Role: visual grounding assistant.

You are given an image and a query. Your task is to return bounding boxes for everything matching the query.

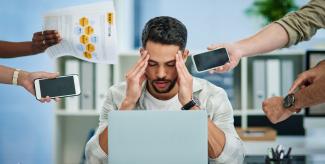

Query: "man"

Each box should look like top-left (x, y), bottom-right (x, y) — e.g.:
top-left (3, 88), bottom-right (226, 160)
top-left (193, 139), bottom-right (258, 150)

top-left (207, 0), bottom-right (325, 124)
top-left (86, 16), bottom-right (244, 163)
top-left (0, 30), bottom-right (61, 102)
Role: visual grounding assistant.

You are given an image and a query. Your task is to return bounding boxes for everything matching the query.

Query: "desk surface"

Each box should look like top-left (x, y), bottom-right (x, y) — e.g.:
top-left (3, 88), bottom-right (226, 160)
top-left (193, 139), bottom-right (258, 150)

top-left (244, 135), bottom-right (325, 155)
top-left (244, 155), bottom-right (306, 164)
top-left (243, 128), bottom-right (325, 163)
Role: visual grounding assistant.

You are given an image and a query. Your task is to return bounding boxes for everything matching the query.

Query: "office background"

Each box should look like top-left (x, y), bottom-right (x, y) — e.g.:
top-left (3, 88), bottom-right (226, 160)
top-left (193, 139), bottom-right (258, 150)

top-left (0, 0), bottom-right (322, 163)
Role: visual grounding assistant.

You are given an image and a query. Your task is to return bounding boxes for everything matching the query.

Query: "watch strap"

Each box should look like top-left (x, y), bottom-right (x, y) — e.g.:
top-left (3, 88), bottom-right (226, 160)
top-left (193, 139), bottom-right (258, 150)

top-left (12, 69), bottom-right (21, 85)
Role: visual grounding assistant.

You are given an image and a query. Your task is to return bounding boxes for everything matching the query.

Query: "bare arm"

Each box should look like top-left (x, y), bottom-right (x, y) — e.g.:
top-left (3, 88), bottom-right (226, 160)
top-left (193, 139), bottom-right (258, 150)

top-left (236, 23), bottom-right (289, 57)
top-left (208, 23), bottom-right (289, 73)
top-left (0, 65), bottom-right (59, 102)
top-left (0, 30), bottom-right (61, 58)
top-left (207, 116), bottom-right (226, 158)
top-left (0, 65), bottom-right (16, 84)
top-left (0, 41), bottom-right (37, 58)
top-left (190, 106), bottom-right (225, 158)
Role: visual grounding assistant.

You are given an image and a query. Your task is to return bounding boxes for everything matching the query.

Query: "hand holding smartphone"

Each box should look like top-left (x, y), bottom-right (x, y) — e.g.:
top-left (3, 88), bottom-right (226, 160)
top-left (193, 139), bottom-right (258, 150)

top-left (191, 47), bottom-right (230, 73)
top-left (34, 74), bottom-right (81, 100)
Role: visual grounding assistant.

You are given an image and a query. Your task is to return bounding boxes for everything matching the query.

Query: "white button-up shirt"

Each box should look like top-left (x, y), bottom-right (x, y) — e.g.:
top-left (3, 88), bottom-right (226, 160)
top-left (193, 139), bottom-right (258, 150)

top-left (85, 77), bottom-right (245, 164)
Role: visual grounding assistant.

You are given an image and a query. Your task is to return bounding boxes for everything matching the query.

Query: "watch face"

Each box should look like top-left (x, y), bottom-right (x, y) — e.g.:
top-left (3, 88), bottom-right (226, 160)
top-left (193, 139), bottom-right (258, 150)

top-left (283, 94), bottom-right (295, 108)
top-left (193, 96), bottom-right (201, 106)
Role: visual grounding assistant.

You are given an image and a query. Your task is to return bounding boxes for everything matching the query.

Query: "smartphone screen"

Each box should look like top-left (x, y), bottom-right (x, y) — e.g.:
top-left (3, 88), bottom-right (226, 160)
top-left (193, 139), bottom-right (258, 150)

top-left (192, 48), bottom-right (229, 72)
top-left (39, 76), bottom-right (76, 97)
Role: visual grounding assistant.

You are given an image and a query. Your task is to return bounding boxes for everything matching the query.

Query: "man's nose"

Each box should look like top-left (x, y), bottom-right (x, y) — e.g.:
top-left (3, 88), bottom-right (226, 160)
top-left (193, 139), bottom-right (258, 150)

top-left (157, 66), bottom-right (167, 78)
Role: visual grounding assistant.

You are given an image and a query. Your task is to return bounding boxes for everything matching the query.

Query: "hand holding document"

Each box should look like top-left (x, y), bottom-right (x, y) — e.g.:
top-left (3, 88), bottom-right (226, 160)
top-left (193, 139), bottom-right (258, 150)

top-left (43, 1), bottom-right (118, 64)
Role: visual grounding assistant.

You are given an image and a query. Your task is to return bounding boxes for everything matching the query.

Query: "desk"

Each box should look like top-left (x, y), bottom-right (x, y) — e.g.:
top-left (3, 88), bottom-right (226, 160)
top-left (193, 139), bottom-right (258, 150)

top-left (243, 128), bottom-right (325, 163)
top-left (244, 155), bottom-right (306, 164)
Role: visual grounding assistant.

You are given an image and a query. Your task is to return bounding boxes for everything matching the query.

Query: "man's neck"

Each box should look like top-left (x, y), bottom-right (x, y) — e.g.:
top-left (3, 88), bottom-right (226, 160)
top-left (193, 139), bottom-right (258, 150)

top-left (146, 82), bottom-right (178, 101)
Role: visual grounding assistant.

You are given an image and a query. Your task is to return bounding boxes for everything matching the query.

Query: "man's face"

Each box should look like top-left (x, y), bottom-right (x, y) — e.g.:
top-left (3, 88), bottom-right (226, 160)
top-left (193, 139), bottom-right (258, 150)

top-left (142, 41), bottom-right (185, 94)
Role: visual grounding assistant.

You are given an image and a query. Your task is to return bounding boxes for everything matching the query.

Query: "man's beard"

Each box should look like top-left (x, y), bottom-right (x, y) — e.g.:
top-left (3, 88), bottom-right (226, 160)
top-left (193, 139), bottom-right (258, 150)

top-left (151, 77), bottom-right (177, 93)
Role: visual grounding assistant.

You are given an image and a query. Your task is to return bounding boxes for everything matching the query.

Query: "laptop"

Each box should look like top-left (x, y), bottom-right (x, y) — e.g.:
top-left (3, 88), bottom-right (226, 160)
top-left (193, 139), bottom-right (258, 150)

top-left (108, 110), bottom-right (208, 164)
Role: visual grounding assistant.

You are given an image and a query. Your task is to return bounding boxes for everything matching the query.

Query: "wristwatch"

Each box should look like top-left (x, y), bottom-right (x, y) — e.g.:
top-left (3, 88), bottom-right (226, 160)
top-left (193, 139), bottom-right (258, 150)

top-left (283, 93), bottom-right (295, 108)
top-left (181, 97), bottom-right (200, 110)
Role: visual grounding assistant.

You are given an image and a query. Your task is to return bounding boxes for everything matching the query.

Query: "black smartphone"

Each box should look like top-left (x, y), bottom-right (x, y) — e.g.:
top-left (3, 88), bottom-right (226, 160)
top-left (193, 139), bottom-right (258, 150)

top-left (34, 74), bottom-right (81, 100)
top-left (191, 48), bottom-right (230, 72)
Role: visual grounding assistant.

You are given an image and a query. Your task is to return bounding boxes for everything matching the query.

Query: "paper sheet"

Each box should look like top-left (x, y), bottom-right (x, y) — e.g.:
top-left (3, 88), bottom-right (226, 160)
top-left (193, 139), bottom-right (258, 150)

top-left (43, 1), bottom-right (118, 64)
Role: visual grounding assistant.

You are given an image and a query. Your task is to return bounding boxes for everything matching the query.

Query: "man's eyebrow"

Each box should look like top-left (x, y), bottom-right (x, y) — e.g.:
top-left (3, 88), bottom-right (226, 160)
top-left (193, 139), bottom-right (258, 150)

top-left (148, 59), bottom-right (176, 64)
top-left (148, 59), bottom-right (158, 63)
top-left (166, 60), bottom-right (176, 64)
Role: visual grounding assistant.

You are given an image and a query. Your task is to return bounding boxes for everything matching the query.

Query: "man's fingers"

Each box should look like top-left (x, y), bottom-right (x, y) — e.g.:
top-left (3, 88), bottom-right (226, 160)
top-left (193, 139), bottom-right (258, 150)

top-left (139, 74), bottom-right (147, 85)
top-left (43, 72), bottom-right (59, 79)
top-left (55, 97), bottom-right (61, 102)
top-left (33, 30), bottom-right (61, 43)
top-left (223, 62), bottom-right (232, 71)
top-left (45, 39), bottom-right (60, 46)
top-left (207, 44), bottom-right (223, 50)
top-left (134, 60), bottom-right (148, 78)
top-left (128, 51), bottom-right (148, 75)
top-left (289, 76), bottom-right (306, 93)
top-left (33, 31), bottom-right (43, 38)
top-left (178, 51), bottom-right (191, 76)
top-left (210, 66), bottom-right (226, 74)
top-left (40, 98), bottom-right (46, 103)
top-left (45, 96), bottom-right (51, 103)
top-left (288, 108), bottom-right (299, 113)
top-left (33, 72), bottom-right (59, 80)
top-left (43, 30), bottom-right (58, 35)
top-left (128, 53), bottom-right (149, 79)
top-left (176, 52), bottom-right (187, 79)
top-left (39, 96), bottom-right (51, 103)
top-left (44, 33), bottom-right (61, 40)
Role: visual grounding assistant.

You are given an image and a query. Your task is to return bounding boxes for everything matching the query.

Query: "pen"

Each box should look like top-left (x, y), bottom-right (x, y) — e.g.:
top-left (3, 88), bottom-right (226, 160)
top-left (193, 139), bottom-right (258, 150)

top-left (286, 147), bottom-right (292, 158)
top-left (279, 150), bottom-right (284, 159)
top-left (267, 148), bottom-right (273, 159)
top-left (271, 148), bottom-right (276, 160)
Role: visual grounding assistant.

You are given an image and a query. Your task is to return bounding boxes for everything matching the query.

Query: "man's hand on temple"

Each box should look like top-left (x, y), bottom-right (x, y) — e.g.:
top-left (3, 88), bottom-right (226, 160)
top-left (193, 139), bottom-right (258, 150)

top-left (120, 50), bottom-right (150, 110)
top-left (175, 50), bottom-right (193, 106)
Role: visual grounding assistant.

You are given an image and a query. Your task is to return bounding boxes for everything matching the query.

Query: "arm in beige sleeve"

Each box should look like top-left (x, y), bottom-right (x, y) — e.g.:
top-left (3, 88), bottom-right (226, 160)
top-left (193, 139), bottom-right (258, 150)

top-left (236, 0), bottom-right (325, 57)
top-left (275, 0), bottom-right (325, 47)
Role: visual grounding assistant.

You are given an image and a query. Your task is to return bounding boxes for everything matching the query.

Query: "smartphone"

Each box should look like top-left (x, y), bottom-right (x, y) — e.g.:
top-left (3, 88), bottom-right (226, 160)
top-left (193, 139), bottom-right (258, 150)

top-left (34, 74), bottom-right (81, 100)
top-left (191, 47), bottom-right (230, 73)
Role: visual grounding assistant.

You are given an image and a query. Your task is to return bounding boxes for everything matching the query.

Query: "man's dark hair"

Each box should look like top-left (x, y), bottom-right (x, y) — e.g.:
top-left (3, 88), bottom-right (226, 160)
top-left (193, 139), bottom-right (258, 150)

top-left (142, 16), bottom-right (187, 50)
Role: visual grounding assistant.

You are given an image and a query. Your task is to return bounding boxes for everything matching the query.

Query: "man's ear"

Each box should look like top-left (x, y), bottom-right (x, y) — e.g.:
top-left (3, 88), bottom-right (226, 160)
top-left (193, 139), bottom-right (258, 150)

top-left (182, 49), bottom-right (189, 61)
top-left (140, 48), bottom-right (145, 57)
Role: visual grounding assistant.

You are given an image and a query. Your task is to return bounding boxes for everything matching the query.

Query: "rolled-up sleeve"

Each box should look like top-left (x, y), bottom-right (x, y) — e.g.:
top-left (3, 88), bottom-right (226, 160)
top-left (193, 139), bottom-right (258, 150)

top-left (207, 90), bottom-right (245, 164)
top-left (85, 90), bottom-right (116, 164)
top-left (274, 0), bottom-right (325, 47)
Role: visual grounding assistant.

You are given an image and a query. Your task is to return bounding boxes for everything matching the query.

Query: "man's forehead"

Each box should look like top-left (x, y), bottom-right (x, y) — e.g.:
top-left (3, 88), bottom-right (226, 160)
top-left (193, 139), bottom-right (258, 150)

top-left (147, 51), bottom-right (177, 62)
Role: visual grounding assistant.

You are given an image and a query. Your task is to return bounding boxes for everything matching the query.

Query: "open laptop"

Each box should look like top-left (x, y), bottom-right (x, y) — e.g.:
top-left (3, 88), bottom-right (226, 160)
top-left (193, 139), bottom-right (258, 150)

top-left (108, 110), bottom-right (208, 164)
